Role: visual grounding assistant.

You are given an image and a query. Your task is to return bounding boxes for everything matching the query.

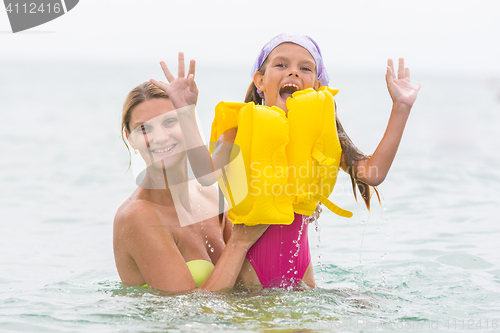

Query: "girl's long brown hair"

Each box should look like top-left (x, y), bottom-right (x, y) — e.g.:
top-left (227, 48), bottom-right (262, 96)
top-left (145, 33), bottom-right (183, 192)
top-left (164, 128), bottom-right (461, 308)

top-left (245, 68), bottom-right (378, 210)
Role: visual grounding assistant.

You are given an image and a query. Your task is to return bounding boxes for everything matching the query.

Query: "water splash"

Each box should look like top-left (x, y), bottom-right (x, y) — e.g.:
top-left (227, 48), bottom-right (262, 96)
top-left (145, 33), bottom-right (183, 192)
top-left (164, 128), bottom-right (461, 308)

top-left (286, 216), bottom-right (307, 276)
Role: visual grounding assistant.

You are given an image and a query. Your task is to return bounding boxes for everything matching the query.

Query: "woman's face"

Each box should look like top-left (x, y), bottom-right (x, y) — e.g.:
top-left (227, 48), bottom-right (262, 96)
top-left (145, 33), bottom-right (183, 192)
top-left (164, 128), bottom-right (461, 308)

top-left (254, 42), bottom-right (319, 112)
top-left (126, 98), bottom-right (186, 171)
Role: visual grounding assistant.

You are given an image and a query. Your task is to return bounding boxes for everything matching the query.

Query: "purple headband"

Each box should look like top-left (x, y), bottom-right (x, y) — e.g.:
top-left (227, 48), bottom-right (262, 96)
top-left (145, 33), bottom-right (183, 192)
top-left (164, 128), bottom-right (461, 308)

top-left (250, 34), bottom-right (330, 98)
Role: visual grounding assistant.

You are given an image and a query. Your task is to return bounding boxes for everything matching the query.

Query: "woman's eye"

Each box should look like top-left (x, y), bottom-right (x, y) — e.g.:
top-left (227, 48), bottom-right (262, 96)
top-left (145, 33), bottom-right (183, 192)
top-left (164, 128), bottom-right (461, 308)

top-left (134, 125), bottom-right (151, 134)
top-left (164, 118), bottom-right (178, 127)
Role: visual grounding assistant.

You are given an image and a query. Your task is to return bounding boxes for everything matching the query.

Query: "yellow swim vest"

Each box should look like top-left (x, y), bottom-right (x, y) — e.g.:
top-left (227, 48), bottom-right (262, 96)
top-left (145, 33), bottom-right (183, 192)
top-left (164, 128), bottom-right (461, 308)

top-left (210, 87), bottom-right (352, 226)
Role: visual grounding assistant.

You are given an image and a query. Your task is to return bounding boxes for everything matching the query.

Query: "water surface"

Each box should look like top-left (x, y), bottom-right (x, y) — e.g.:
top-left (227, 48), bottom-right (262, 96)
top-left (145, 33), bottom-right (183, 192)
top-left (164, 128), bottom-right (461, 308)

top-left (1, 61), bottom-right (499, 332)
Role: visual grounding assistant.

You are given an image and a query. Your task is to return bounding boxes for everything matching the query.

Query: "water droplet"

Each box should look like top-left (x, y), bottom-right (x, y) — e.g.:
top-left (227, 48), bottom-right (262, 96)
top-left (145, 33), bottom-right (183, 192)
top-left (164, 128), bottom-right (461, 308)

top-left (294, 271), bottom-right (298, 275)
top-left (210, 248), bottom-right (214, 252)
top-left (208, 244), bottom-right (211, 248)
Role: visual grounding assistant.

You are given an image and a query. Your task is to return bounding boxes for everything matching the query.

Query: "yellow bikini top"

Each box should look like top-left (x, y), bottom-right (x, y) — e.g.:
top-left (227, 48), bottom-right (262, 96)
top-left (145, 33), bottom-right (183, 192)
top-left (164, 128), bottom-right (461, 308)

top-left (210, 87), bottom-right (353, 226)
top-left (186, 259), bottom-right (214, 287)
top-left (142, 259), bottom-right (214, 288)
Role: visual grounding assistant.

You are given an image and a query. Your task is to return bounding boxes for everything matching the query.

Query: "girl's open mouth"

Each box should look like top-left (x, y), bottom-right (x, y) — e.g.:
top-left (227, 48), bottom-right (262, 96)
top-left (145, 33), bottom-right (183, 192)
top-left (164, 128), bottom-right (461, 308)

top-left (279, 83), bottom-right (300, 101)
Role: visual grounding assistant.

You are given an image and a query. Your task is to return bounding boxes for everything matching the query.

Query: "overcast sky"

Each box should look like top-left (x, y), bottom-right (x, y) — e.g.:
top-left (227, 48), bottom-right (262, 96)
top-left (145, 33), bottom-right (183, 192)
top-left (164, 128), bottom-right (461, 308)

top-left (1, 0), bottom-right (500, 75)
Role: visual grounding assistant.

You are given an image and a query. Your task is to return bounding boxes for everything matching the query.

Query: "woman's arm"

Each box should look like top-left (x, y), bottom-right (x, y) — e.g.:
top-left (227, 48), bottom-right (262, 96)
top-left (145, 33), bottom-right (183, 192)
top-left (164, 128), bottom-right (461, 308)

top-left (114, 202), bottom-right (197, 292)
top-left (221, 206), bottom-right (232, 245)
top-left (199, 223), bottom-right (268, 291)
top-left (354, 58), bottom-right (420, 186)
top-left (115, 201), bottom-right (267, 292)
top-left (150, 53), bottom-right (233, 186)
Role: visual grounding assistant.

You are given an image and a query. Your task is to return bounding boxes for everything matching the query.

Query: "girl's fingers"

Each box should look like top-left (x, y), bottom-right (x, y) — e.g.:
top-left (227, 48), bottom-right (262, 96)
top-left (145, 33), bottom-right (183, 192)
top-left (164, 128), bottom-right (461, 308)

top-left (188, 59), bottom-right (196, 78)
top-left (386, 66), bottom-right (394, 85)
top-left (178, 52), bottom-right (185, 78)
top-left (160, 61), bottom-right (175, 82)
top-left (387, 58), bottom-right (395, 77)
top-left (398, 58), bottom-right (405, 80)
top-left (405, 67), bottom-right (411, 80)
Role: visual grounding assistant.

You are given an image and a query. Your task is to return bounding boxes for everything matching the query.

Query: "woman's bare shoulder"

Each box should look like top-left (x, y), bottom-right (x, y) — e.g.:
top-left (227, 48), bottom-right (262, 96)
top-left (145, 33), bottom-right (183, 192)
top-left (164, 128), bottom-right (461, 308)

top-left (114, 193), bottom-right (161, 232)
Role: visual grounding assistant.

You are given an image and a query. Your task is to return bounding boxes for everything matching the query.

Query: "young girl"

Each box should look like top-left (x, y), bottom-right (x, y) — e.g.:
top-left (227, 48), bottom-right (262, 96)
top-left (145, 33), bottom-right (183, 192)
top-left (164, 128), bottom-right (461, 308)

top-left (151, 33), bottom-right (420, 289)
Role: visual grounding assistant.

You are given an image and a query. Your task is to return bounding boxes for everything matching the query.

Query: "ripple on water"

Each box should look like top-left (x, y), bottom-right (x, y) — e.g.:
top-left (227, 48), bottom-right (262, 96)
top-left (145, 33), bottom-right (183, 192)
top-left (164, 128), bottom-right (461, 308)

top-left (436, 253), bottom-right (493, 270)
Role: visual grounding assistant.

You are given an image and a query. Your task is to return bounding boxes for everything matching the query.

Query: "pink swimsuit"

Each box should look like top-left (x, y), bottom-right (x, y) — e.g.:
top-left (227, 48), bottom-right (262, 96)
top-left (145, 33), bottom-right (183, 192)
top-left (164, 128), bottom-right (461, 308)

top-left (246, 213), bottom-right (311, 288)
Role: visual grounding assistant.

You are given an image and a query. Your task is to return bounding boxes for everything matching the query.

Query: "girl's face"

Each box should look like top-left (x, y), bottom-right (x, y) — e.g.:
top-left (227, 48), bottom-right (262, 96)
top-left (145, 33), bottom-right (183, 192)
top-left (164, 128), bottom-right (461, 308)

top-left (126, 98), bottom-right (186, 171)
top-left (254, 42), bottom-right (319, 112)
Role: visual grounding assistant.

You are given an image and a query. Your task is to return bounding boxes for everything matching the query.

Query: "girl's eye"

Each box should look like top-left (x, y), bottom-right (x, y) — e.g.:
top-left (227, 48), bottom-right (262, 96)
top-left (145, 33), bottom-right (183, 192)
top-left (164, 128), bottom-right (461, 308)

top-left (275, 63), bottom-right (285, 68)
top-left (301, 67), bottom-right (312, 72)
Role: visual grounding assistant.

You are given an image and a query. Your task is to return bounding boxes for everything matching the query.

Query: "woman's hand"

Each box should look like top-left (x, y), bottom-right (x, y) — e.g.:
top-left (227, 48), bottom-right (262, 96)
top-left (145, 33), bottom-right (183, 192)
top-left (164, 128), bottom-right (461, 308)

top-left (199, 222), bottom-right (268, 291)
top-left (386, 58), bottom-right (421, 109)
top-left (230, 223), bottom-right (269, 250)
top-left (150, 52), bottom-right (198, 109)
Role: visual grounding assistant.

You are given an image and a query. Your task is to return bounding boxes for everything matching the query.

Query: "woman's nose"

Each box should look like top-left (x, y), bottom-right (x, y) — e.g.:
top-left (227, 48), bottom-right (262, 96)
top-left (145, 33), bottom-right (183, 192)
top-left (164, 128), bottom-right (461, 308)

top-left (151, 128), bottom-right (170, 144)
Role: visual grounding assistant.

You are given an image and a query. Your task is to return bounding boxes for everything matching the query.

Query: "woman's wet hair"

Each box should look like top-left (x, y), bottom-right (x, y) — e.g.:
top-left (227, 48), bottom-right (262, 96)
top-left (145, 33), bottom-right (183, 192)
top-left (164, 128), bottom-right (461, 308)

top-left (122, 81), bottom-right (169, 134)
top-left (121, 81), bottom-right (169, 166)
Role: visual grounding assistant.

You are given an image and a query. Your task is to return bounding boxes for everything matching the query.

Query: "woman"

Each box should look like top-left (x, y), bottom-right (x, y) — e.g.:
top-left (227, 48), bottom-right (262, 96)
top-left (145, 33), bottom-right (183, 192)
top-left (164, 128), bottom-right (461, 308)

top-left (114, 81), bottom-right (268, 292)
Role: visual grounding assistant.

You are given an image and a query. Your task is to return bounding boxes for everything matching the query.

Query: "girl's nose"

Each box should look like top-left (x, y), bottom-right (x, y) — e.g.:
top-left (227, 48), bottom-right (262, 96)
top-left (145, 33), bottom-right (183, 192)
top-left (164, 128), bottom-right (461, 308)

top-left (288, 68), bottom-right (299, 78)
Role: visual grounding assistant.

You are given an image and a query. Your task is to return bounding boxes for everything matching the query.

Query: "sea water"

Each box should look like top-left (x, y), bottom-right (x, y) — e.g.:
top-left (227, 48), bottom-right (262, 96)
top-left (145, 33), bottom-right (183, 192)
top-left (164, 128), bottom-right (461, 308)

top-left (1, 60), bottom-right (500, 332)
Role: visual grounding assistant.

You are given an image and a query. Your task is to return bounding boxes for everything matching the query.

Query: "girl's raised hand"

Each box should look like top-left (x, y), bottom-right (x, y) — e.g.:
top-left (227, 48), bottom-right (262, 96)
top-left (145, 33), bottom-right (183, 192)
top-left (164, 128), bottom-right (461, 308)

top-left (386, 58), bottom-right (421, 109)
top-left (150, 52), bottom-right (198, 109)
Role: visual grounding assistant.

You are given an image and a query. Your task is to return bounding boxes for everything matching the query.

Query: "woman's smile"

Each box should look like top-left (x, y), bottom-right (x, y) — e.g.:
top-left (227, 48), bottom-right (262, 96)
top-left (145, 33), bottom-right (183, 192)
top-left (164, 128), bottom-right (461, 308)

top-left (151, 143), bottom-right (177, 155)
